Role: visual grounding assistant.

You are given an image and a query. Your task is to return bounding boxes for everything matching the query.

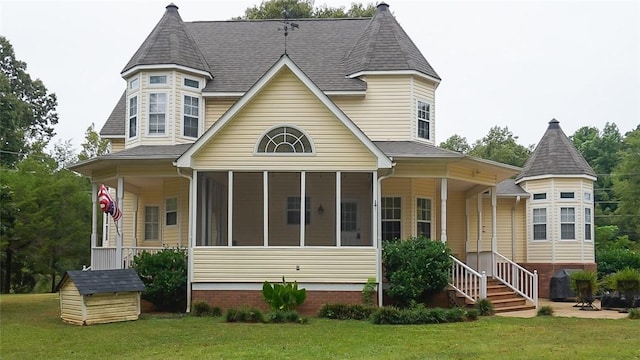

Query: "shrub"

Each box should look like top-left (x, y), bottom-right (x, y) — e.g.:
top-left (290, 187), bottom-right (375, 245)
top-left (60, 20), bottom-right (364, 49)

top-left (537, 305), bottom-right (554, 316)
top-left (192, 301), bottom-right (212, 317)
top-left (570, 270), bottom-right (598, 302)
top-left (382, 237), bottom-right (452, 306)
top-left (628, 308), bottom-right (640, 320)
top-left (132, 247), bottom-right (187, 312)
top-left (370, 306), bottom-right (476, 325)
top-left (262, 277), bottom-right (307, 311)
top-left (268, 310), bottom-right (303, 323)
top-left (211, 306), bottom-right (223, 317)
top-left (474, 298), bottom-right (495, 316)
top-left (362, 278), bottom-right (377, 306)
top-left (596, 248), bottom-right (640, 278)
top-left (464, 308), bottom-right (479, 321)
top-left (225, 307), bottom-right (265, 323)
top-left (317, 303), bottom-right (377, 320)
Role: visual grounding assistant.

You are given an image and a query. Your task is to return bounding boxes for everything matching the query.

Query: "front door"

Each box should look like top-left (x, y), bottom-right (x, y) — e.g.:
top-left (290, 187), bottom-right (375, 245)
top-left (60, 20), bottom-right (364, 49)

top-left (341, 200), bottom-right (360, 246)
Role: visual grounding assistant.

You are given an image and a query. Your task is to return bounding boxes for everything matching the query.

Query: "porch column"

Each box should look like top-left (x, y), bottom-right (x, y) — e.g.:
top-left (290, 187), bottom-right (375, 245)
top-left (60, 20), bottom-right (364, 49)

top-left (300, 171), bottom-right (306, 246)
top-left (263, 171), bottom-right (269, 247)
top-left (335, 171), bottom-right (341, 246)
top-left (477, 194), bottom-right (483, 271)
top-left (465, 197), bottom-right (470, 255)
top-left (91, 183), bottom-right (97, 268)
top-left (440, 178), bottom-right (447, 243)
top-left (491, 187), bottom-right (497, 276)
top-left (116, 177), bottom-right (124, 269)
top-left (133, 194), bottom-right (138, 247)
top-left (228, 171), bottom-right (233, 246)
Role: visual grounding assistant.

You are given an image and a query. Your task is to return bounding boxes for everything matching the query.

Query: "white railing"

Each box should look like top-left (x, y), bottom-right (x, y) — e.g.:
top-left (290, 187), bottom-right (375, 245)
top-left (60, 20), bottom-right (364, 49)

top-left (92, 247), bottom-right (165, 270)
top-left (449, 255), bottom-right (487, 303)
top-left (494, 251), bottom-right (538, 308)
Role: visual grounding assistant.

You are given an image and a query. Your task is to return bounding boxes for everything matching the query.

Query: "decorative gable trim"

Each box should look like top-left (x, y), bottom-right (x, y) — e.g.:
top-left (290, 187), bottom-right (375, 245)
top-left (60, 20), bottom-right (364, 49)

top-left (176, 55), bottom-right (392, 169)
top-left (515, 174), bottom-right (597, 185)
top-left (348, 70), bottom-right (441, 86)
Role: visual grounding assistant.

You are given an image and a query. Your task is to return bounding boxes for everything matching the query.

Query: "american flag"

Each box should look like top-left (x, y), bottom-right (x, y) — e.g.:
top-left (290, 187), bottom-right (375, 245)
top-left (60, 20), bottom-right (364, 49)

top-left (98, 184), bottom-right (122, 221)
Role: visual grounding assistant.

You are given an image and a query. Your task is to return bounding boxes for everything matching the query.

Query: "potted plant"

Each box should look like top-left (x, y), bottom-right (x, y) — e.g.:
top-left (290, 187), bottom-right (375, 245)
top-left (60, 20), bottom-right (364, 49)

top-left (612, 268), bottom-right (640, 313)
top-left (570, 270), bottom-right (598, 310)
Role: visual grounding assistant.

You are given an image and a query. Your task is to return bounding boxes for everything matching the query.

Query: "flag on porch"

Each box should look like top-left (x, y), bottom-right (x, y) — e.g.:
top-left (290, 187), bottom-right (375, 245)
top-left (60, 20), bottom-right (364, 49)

top-left (98, 184), bottom-right (122, 221)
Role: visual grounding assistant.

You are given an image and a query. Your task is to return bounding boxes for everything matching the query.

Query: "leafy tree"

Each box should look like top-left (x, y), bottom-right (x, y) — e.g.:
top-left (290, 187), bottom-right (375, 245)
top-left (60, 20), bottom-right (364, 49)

top-left (133, 248), bottom-right (187, 312)
top-left (0, 36), bottom-right (58, 168)
top-left (236, 0), bottom-right (375, 19)
top-left (468, 126), bottom-right (532, 167)
top-left (613, 127), bottom-right (640, 240)
top-left (77, 123), bottom-right (110, 161)
top-left (439, 134), bottom-right (470, 154)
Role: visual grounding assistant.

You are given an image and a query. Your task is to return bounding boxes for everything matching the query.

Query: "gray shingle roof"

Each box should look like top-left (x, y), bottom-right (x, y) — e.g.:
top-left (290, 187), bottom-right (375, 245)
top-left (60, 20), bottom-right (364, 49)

top-left (344, 3), bottom-right (440, 79)
top-left (516, 119), bottom-right (596, 181)
top-left (374, 141), bottom-right (464, 158)
top-left (100, 91), bottom-right (126, 136)
top-left (122, 3), bottom-right (210, 75)
top-left (60, 269), bottom-right (144, 295)
top-left (496, 179), bottom-right (529, 196)
top-left (102, 144), bottom-right (191, 159)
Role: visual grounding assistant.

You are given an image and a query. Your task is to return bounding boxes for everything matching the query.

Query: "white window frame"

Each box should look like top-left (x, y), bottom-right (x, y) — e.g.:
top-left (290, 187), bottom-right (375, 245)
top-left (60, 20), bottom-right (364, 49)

top-left (381, 197), bottom-right (402, 241)
top-left (144, 205), bottom-right (160, 241)
top-left (416, 99), bottom-right (431, 141)
top-left (183, 76), bottom-right (200, 89)
top-left (416, 198), bottom-right (432, 239)
top-left (127, 94), bottom-right (139, 139)
top-left (183, 94), bottom-right (200, 138)
top-left (149, 74), bottom-right (168, 86)
top-left (532, 208), bottom-right (547, 241)
top-left (165, 197), bottom-right (178, 227)
top-left (255, 125), bottom-right (315, 155)
top-left (583, 192), bottom-right (592, 202)
top-left (560, 191), bottom-right (575, 200)
top-left (584, 207), bottom-right (592, 241)
top-left (532, 193), bottom-right (547, 201)
top-left (148, 92), bottom-right (167, 135)
top-left (560, 207), bottom-right (576, 240)
top-left (129, 77), bottom-right (139, 90)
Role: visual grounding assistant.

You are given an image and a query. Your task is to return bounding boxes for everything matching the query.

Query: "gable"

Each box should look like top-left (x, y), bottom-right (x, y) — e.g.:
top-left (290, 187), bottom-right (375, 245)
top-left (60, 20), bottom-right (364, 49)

top-left (191, 67), bottom-right (378, 171)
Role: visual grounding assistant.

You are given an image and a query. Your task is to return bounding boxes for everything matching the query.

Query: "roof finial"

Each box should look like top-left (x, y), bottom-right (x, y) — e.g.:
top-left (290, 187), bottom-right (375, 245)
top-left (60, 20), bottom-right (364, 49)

top-left (548, 118), bottom-right (560, 129)
top-left (278, 9), bottom-right (299, 55)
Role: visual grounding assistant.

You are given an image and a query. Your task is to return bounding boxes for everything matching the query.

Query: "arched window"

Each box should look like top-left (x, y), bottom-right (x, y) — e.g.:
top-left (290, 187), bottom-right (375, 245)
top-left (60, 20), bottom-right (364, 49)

top-left (256, 126), bottom-right (314, 154)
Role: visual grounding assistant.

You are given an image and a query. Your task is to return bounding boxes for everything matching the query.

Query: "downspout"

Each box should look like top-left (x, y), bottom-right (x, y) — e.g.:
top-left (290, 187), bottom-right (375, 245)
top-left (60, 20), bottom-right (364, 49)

top-left (177, 167), bottom-right (193, 313)
top-left (376, 164), bottom-right (395, 307)
top-left (512, 196), bottom-right (521, 260)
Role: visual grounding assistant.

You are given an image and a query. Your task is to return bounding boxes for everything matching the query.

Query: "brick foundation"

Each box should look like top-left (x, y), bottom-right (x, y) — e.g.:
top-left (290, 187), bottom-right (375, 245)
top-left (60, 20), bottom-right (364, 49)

top-left (520, 262), bottom-right (597, 298)
top-left (192, 289), bottom-right (377, 316)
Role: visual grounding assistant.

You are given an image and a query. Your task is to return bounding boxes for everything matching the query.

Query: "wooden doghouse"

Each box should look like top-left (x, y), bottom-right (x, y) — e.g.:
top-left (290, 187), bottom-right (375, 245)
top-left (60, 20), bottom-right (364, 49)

top-left (57, 269), bottom-right (145, 325)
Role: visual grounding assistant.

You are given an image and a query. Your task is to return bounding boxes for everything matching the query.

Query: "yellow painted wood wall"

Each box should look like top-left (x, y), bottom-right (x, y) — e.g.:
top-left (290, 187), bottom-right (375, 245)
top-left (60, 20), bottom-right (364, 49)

top-left (59, 281), bottom-right (84, 325)
top-left (83, 292), bottom-right (140, 325)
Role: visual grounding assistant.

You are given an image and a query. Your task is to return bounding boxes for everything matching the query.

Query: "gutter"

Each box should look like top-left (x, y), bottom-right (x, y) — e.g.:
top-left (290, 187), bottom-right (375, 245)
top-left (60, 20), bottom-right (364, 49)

top-left (376, 165), bottom-right (395, 307)
top-left (177, 167), bottom-right (194, 313)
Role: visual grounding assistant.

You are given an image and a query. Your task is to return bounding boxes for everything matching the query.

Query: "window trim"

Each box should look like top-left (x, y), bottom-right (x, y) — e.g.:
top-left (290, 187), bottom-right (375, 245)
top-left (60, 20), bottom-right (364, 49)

top-left (416, 197), bottom-right (432, 239)
top-left (165, 197), bottom-right (178, 227)
top-left (129, 76), bottom-right (139, 90)
top-left (532, 193), bottom-right (547, 201)
top-left (127, 94), bottom-right (139, 139)
top-left (584, 207), bottom-right (592, 241)
top-left (255, 124), bottom-right (315, 155)
top-left (560, 191), bottom-right (575, 199)
top-left (583, 192), bottom-right (592, 202)
top-left (148, 92), bottom-right (167, 136)
top-left (416, 99), bottom-right (431, 141)
top-left (182, 76), bottom-right (200, 89)
top-left (183, 94), bottom-right (200, 138)
top-left (148, 74), bottom-right (168, 86)
top-left (560, 207), bottom-right (576, 240)
top-left (381, 196), bottom-right (402, 241)
top-left (532, 207), bottom-right (547, 241)
top-left (144, 205), bottom-right (160, 241)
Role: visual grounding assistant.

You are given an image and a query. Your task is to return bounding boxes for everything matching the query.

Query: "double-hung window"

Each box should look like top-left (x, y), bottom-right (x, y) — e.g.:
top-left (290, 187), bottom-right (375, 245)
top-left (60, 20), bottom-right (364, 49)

top-left (183, 95), bottom-right (199, 138)
top-left (381, 197), bottom-right (401, 241)
top-left (128, 96), bottom-right (138, 138)
top-left (149, 93), bottom-right (166, 134)
top-left (416, 198), bottom-right (432, 239)
top-left (532, 208), bottom-right (547, 240)
top-left (145, 206), bottom-right (159, 241)
top-left (560, 207), bottom-right (575, 240)
top-left (417, 100), bottom-right (431, 140)
top-left (584, 207), bottom-right (592, 241)
top-left (165, 198), bottom-right (177, 226)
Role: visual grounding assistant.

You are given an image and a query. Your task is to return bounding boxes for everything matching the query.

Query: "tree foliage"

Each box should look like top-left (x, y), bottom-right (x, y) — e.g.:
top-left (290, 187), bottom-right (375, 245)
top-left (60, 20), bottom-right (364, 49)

top-left (0, 36), bottom-right (58, 168)
top-left (77, 123), bottom-right (110, 161)
top-left (439, 134), bottom-right (470, 154)
top-left (132, 248), bottom-right (187, 312)
top-left (236, 0), bottom-right (376, 19)
top-left (613, 126), bottom-right (640, 239)
top-left (468, 126), bottom-right (532, 167)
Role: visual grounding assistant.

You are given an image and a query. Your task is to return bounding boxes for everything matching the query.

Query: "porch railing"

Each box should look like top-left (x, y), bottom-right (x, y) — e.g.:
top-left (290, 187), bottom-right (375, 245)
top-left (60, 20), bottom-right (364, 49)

top-left (91, 247), bottom-right (165, 270)
top-left (493, 251), bottom-right (538, 308)
top-left (449, 255), bottom-right (487, 303)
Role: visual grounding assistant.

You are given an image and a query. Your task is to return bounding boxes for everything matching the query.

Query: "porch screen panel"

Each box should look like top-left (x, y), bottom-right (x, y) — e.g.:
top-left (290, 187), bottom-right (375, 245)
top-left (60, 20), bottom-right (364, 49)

top-left (269, 172), bottom-right (301, 246)
top-left (305, 173), bottom-right (336, 246)
top-left (196, 172), bottom-right (228, 246)
top-left (340, 172), bottom-right (373, 246)
top-left (232, 172), bottom-right (263, 246)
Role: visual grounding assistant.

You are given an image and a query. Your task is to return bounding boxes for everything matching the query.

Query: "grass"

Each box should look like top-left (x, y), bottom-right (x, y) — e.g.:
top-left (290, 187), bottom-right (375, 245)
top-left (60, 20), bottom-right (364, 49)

top-left (1, 294), bottom-right (639, 359)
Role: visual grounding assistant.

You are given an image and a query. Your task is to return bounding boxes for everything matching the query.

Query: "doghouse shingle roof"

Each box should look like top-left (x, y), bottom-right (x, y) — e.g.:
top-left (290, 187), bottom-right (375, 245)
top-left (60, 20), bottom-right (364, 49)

top-left (60, 269), bottom-right (145, 295)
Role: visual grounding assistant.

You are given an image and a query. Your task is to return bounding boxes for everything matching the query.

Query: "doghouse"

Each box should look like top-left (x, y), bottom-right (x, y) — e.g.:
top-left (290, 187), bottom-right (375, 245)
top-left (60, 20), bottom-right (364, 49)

top-left (57, 269), bottom-right (145, 325)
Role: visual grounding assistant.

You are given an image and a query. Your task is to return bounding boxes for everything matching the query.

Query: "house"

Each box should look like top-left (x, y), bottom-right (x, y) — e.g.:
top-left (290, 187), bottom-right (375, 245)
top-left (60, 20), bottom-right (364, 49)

top-left (57, 269), bottom-right (145, 325)
top-left (69, 2), bottom-right (596, 312)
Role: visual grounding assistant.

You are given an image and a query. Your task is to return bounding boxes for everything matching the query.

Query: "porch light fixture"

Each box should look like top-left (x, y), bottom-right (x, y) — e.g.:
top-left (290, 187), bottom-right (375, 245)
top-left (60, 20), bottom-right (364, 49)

top-left (317, 204), bottom-right (324, 215)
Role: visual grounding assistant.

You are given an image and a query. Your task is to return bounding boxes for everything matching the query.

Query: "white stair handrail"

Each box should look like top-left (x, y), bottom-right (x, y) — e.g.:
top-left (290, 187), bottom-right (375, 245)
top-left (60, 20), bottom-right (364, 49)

top-left (493, 251), bottom-right (539, 308)
top-left (449, 255), bottom-right (487, 303)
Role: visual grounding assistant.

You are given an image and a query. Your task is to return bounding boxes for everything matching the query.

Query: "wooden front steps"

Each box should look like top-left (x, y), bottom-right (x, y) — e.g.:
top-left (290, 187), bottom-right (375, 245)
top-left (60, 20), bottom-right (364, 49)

top-left (449, 278), bottom-right (536, 313)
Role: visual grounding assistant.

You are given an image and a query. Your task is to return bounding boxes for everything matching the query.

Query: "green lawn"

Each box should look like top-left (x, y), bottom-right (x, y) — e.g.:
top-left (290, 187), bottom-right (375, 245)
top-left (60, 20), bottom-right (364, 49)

top-left (1, 294), bottom-right (638, 359)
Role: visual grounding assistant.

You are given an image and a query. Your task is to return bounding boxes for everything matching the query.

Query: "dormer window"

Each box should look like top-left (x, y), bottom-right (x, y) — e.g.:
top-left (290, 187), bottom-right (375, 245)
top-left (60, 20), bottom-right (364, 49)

top-left (149, 75), bottom-right (167, 85)
top-left (417, 100), bottom-right (431, 140)
top-left (184, 78), bottom-right (199, 89)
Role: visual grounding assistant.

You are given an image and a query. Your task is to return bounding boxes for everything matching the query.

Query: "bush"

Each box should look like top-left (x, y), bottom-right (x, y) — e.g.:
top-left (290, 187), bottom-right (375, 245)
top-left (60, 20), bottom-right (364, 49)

top-left (628, 308), bottom-right (640, 320)
top-left (211, 306), bottom-right (223, 317)
top-left (192, 301), bottom-right (212, 317)
top-left (268, 310), bottom-right (303, 323)
top-left (537, 305), bottom-right (554, 316)
top-left (465, 308), bottom-right (479, 321)
top-left (317, 303), bottom-right (377, 320)
top-left (382, 237), bottom-right (452, 306)
top-left (262, 277), bottom-right (307, 311)
top-left (370, 306), bottom-right (476, 325)
top-left (596, 248), bottom-right (640, 278)
top-left (362, 278), bottom-right (377, 306)
top-left (474, 298), bottom-right (495, 316)
top-left (225, 307), bottom-right (265, 323)
top-left (570, 270), bottom-right (598, 302)
top-left (132, 247), bottom-right (187, 312)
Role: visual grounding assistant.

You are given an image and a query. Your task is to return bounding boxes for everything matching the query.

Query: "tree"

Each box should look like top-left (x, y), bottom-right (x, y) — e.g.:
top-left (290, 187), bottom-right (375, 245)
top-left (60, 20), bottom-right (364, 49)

top-left (77, 123), bottom-right (110, 161)
top-left (613, 127), bottom-right (640, 240)
top-left (0, 36), bottom-right (58, 168)
top-left (439, 134), bottom-right (470, 154)
top-left (469, 126), bottom-right (532, 167)
top-left (236, 0), bottom-right (376, 19)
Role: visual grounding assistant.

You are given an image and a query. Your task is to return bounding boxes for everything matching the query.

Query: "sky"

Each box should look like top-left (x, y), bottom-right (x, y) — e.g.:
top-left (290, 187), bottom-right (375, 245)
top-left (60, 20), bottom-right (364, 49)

top-left (1, 0), bottom-right (639, 152)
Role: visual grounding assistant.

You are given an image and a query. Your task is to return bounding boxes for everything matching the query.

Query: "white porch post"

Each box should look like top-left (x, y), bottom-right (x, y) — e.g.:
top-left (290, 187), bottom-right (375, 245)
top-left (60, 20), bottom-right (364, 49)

top-left (227, 171), bottom-right (233, 246)
top-left (116, 177), bottom-right (124, 269)
top-left (440, 178), bottom-right (448, 243)
top-left (90, 183), bottom-right (97, 268)
top-left (188, 170), bottom-right (198, 312)
top-left (300, 171), bottom-right (306, 246)
top-left (465, 197), bottom-right (470, 256)
top-left (335, 171), bottom-right (341, 246)
top-left (477, 194), bottom-right (483, 271)
top-left (263, 171), bottom-right (269, 247)
top-left (133, 194), bottom-right (138, 247)
top-left (491, 187), bottom-right (497, 276)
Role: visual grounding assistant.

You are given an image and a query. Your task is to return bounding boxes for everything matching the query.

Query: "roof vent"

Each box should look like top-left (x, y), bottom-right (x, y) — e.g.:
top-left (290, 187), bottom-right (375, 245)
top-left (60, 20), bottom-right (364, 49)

top-left (548, 118), bottom-right (560, 129)
top-left (377, 2), bottom-right (390, 12)
top-left (166, 3), bottom-right (179, 11)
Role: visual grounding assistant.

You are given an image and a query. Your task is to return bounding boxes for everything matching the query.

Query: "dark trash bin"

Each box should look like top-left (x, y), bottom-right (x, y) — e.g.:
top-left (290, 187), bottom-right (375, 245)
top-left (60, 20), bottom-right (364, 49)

top-left (550, 269), bottom-right (580, 301)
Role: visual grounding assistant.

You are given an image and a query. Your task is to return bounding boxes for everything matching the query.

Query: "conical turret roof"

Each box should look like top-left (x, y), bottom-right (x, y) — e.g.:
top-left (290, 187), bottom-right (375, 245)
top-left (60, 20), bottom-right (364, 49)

top-left (516, 119), bottom-right (596, 182)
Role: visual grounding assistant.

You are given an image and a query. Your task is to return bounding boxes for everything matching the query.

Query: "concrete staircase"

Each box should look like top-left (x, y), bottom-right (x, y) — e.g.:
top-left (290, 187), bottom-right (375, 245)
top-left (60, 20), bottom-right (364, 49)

top-left (450, 278), bottom-right (536, 313)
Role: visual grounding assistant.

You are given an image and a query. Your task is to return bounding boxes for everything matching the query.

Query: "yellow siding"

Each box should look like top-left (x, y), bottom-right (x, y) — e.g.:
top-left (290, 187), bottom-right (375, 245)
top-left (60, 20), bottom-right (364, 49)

top-left (162, 179), bottom-right (180, 246)
top-left (381, 177), bottom-right (412, 240)
top-left (205, 98), bottom-right (237, 129)
top-left (392, 162), bottom-right (447, 178)
top-left (412, 77), bottom-right (437, 142)
top-left (137, 70), bottom-right (177, 147)
top-left (84, 292), bottom-right (140, 325)
top-left (116, 164), bottom-right (177, 177)
top-left (446, 192), bottom-right (466, 258)
top-left (192, 68), bottom-right (377, 171)
top-left (137, 184), bottom-right (164, 246)
top-left (121, 193), bottom-right (135, 248)
top-left (110, 139), bottom-right (125, 153)
top-left (448, 164), bottom-right (497, 185)
top-left (60, 281), bottom-right (84, 325)
top-left (527, 242), bottom-right (554, 262)
top-left (333, 75), bottom-right (413, 141)
top-left (192, 248), bottom-right (377, 283)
